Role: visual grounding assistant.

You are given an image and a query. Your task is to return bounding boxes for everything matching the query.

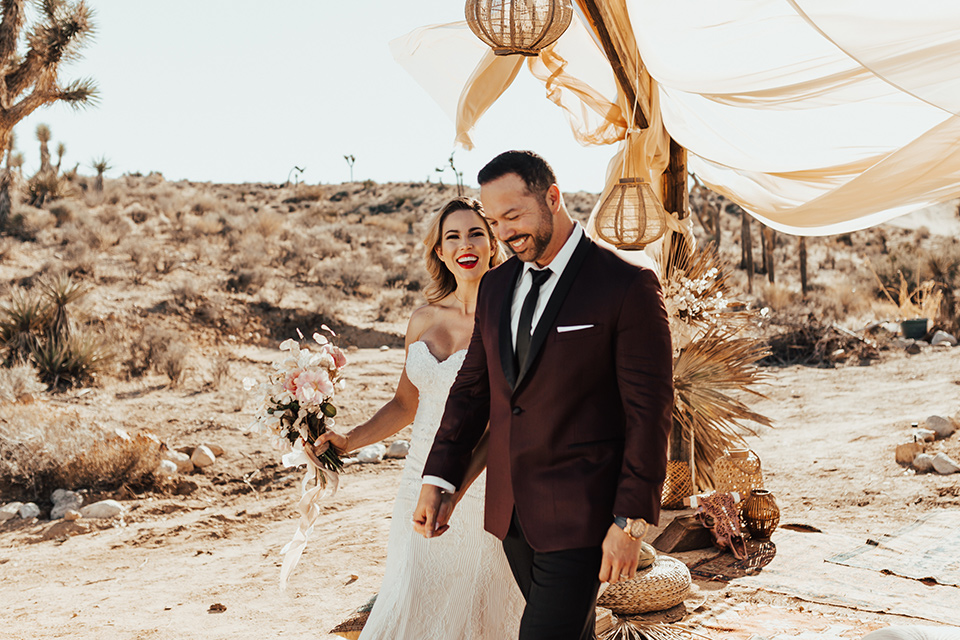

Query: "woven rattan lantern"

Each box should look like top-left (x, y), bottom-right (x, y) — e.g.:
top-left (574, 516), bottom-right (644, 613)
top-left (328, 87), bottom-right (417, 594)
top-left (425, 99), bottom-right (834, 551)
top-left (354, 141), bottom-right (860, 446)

top-left (465, 0), bottom-right (574, 57)
top-left (594, 177), bottom-right (668, 250)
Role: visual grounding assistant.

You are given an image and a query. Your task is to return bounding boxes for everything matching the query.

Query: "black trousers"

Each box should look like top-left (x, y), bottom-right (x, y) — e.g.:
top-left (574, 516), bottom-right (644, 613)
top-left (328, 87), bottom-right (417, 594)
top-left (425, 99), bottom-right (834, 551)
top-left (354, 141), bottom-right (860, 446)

top-left (502, 512), bottom-right (603, 640)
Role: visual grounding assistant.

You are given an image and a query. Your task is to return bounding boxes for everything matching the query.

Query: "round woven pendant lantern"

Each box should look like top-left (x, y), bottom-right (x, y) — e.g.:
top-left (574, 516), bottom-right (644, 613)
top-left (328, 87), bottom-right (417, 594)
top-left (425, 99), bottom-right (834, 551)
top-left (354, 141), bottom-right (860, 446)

top-left (594, 178), bottom-right (668, 250)
top-left (465, 0), bottom-right (574, 57)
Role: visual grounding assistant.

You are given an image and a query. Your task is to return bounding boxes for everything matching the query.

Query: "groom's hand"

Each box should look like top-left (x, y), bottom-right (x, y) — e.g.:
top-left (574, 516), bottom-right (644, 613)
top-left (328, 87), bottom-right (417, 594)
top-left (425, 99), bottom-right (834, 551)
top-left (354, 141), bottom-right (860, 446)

top-left (412, 484), bottom-right (454, 539)
top-left (599, 524), bottom-right (644, 584)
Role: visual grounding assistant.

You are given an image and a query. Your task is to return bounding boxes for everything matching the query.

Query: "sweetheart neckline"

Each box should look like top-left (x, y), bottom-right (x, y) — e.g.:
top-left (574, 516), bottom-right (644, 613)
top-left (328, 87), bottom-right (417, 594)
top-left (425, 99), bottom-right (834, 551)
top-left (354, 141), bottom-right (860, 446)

top-left (411, 340), bottom-right (467, 365)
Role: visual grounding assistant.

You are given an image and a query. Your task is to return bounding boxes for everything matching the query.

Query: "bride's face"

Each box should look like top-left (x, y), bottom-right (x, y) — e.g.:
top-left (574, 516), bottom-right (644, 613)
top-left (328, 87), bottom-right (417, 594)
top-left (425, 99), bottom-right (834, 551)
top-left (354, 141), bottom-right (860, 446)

top-left (435, 208), bottom-right (493, 284)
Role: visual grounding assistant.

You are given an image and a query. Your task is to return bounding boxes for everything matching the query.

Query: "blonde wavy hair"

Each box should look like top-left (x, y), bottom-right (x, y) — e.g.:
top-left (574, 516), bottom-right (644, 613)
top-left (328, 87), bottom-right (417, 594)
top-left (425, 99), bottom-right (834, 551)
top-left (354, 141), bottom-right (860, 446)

top-left (423, 197), bottom-right (504, 304)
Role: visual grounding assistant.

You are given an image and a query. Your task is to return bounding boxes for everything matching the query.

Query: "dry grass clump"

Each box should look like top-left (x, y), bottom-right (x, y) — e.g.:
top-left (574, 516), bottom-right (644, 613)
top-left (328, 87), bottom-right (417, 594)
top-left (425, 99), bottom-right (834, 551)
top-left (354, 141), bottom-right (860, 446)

top-left (316, 255), bottom-right (386, 296)
top-left (763, 316), bottom-right (881, 366)
top-left (0, 404), bottom-right (161, 502)
top-left (377, 289), bottom-right (420, 322)
top-left (124, 326), bottom-right (191, 384)
top-left (0, 363), bottom-right (45, 403)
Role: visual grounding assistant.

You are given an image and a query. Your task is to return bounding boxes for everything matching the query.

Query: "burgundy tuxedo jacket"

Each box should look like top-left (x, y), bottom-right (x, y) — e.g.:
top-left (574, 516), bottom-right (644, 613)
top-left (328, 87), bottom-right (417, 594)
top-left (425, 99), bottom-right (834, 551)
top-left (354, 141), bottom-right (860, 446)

top-left (423, 235), bottom-right (674, 552)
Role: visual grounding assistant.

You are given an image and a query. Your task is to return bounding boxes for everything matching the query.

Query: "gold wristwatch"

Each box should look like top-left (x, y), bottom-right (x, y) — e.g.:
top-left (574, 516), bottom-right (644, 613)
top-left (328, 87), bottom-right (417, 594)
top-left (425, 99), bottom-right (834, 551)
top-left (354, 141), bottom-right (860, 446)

top-left (615, 516), bottom-right (648, 541)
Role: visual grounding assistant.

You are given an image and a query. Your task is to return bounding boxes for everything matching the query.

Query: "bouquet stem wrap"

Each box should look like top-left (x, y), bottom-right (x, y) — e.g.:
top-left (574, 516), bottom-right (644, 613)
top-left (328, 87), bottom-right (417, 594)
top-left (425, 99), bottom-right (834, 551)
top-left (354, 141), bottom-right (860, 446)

top-left (279, 448), bottom-right (340, 590)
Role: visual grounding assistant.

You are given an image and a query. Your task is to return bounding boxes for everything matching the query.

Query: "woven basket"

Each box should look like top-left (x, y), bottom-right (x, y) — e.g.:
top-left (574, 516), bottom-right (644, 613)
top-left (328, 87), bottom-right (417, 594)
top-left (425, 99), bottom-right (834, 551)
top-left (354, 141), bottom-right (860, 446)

top-left (714, 449), bottom-right (763, 501)
top-left (661, 460), bottom-right (694, 509)
top-left (330, 595), bottom-right (376, 640)
top-left (597, 555), bottom-right (691, 615)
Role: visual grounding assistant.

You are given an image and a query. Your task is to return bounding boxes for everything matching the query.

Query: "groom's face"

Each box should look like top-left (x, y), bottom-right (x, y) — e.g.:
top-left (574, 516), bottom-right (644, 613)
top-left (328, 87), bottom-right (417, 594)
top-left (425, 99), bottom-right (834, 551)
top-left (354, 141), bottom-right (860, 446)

top-left (480, 173), bottom-right (554, 265)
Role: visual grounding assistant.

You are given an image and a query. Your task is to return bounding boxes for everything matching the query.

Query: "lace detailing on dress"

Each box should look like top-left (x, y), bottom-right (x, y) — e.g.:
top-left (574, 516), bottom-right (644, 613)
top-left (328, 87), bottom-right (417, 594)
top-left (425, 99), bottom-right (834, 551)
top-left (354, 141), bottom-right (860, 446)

top-left (358, 341), bottom-right (523, 640)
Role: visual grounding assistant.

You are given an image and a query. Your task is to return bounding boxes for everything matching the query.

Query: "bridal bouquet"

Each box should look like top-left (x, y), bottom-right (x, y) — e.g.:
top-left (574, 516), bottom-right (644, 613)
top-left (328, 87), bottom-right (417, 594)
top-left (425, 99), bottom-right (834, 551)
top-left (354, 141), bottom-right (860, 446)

top-left (244, 327), bottom-right (347, 482)
top-left (243, 327), bottom-right (347, 589)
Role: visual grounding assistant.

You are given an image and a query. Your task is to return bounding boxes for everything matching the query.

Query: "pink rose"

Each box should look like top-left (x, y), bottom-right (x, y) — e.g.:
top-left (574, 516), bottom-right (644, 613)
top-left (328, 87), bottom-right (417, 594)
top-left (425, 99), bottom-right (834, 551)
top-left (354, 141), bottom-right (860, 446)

top-left (284, 370), bottom-right (302, 393)
top-left (324, 344), bottom-right (347, 369)
top-left (294, 370), bottom-right (334, 404)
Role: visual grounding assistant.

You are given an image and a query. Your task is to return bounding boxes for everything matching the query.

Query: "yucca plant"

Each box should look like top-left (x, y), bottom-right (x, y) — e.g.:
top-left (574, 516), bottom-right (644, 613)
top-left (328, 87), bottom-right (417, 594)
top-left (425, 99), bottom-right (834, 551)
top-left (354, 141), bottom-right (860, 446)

top-left (30, 329), bottom-right (110, 388)
top-left (0, 287), bottom-right (50, 363)
top-left (0, 0), bottom-right (98, 229)
top-left (39, 271), bottom-right (86, 345)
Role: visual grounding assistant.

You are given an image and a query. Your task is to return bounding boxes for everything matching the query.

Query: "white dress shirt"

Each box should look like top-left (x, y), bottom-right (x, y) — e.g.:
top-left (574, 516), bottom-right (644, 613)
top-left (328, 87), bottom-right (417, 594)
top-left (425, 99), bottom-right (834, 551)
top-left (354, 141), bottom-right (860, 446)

top-left (424, 223), bottom-right (585, 493)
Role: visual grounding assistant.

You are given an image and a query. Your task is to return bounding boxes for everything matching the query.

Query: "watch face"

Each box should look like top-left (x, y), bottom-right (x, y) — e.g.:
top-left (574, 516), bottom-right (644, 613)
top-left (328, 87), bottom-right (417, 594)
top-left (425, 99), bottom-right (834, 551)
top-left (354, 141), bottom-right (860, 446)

top-left (628, 520), bottom-right (646, 538)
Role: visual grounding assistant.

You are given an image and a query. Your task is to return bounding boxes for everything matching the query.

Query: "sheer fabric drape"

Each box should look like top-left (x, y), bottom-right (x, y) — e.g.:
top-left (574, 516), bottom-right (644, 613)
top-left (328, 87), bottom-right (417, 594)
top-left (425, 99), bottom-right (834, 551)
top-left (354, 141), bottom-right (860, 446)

top-left (391, 1), bottom-right (960, 236)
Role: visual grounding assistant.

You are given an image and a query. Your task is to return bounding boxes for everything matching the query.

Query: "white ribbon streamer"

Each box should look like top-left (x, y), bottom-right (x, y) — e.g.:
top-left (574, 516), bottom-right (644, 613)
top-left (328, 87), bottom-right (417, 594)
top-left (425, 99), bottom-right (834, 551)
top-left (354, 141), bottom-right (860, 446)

top-left (278, 451), bottom-right (339, 590)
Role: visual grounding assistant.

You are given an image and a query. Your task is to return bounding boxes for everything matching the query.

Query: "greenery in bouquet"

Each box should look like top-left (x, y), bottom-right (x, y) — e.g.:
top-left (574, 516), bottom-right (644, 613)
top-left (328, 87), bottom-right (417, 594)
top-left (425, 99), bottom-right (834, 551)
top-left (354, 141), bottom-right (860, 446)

top-left (244, 328), bottom-right (347, 482)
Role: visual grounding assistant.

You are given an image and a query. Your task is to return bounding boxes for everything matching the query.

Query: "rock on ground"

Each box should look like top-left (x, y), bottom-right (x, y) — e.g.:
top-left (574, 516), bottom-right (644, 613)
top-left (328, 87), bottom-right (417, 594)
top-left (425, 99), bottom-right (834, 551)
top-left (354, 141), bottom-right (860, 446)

top-left (357, 444), bottom-right (387, 464)
top-left (925, 415), bottom-right (956, 438)
top-left (0, 502), bottom-right (23, 522)
top-left (80, 500), bottom-right (125, 519)
top-left (386, 440), bottom-right (410, 459)
top-left (164, 450), bottom-right (194, 474)
top-left (18, 502), bottom-right (40, 519)
top-left (50, 489), bottom-right (83, 520)
top-left (912, 453), bottom-right (935, 472)
top-left (63, 509), bottom-right (82, 521)
top-left (931, 452), bottom-right (960, 474)
top-left (157, 459), bottom-right (178, 475)
top-left (191, 445), bottom-right (216, 468)
top-left (930, 330), bottom-right (957, 347)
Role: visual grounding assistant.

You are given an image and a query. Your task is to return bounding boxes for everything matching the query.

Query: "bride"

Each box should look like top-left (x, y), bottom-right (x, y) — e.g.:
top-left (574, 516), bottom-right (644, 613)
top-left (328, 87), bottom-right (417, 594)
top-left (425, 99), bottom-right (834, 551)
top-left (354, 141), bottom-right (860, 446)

top-left (313, 197), bottom-right (524, 639)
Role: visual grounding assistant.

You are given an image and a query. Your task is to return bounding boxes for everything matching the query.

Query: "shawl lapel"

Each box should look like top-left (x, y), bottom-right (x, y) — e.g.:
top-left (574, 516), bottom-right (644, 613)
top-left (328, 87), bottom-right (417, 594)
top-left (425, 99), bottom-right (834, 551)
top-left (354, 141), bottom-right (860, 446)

top-left (513, 234), bottom-right (591, 392)
top-left (497, 258), bottom-right (523, 389)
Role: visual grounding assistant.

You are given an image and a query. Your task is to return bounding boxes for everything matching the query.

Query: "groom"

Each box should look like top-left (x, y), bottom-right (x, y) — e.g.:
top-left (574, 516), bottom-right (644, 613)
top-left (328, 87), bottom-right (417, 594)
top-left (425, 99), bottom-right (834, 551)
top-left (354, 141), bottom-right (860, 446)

top-left (413, 151), bottom-right (673, 639)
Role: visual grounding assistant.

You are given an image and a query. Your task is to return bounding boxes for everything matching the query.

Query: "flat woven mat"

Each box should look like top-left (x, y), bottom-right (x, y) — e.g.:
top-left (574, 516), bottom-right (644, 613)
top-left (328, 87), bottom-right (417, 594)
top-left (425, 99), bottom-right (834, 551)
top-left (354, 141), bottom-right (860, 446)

top-left (826, 510), bottom-right (960, 588)
top-left (686, 529), bottom-right (960, 626)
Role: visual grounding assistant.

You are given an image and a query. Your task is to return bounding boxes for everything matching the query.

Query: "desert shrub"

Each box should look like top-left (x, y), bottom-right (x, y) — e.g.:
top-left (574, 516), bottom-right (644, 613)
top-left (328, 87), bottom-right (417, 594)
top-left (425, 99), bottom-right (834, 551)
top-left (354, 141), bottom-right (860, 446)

top-left (194, 211), bottom-right (223, 235)
top-left (211, 353), bottom-right (231, 389)
top-left (282, 184), bottom-right (326, 204)
top-left (48, 202), bottom-right (77, 227)
top-left (171, 277), bottom-right (205, 308)
top-left (124, 326), bottom-right (190, 384)
top-left (225, 268), bottom-right (267, 294)
top-left (757, 282), bottom-right (801, 314)
top-left (316, 256), bottom-right (385, 295)
top-left (254, 208), bottom-right (285, 238)
top-left (0, 363), bottom-right (44, 403)
top-left (0, 405), bottom-right (162, 502)
top-left (190, 194), bottom-right (223, 216)
top-left (376, 289), bottom-right (419, 322)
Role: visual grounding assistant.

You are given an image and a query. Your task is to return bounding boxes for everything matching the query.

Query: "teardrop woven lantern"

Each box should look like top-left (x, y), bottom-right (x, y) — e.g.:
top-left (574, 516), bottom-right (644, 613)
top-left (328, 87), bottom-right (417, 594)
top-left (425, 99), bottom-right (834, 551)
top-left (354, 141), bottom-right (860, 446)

top-left (594, 178), bottom-right (668, 250)
top-left (465, 0), bottom-right (574, 57)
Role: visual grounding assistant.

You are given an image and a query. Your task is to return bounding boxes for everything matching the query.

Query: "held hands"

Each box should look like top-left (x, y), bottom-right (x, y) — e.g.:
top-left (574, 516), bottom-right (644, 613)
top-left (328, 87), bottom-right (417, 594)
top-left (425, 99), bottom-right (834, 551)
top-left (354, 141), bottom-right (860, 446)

top-left (598, 523), bottom-right (646, 584)
top-left (412, 484), bottom-right (455, 539)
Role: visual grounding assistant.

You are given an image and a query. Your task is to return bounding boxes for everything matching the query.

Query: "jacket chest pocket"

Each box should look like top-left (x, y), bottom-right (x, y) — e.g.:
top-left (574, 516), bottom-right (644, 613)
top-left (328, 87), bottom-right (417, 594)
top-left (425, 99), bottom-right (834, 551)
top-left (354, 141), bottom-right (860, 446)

top-left (553, 323), bottom-right (604, 342)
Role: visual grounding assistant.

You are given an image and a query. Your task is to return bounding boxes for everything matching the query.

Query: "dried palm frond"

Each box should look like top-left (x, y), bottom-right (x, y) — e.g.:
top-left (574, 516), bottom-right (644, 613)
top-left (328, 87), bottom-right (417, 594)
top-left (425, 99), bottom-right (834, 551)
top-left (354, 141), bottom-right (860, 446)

top-left (673, 327), bottom-right (772, 491)
top-left (601, 618), bottom-right (713, 640)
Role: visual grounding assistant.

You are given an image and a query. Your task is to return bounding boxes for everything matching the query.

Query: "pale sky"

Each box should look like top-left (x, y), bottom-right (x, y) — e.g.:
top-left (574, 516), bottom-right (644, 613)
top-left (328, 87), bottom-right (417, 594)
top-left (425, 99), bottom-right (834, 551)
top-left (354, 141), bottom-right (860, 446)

top-left (16, 1), bottom-right (614, 192)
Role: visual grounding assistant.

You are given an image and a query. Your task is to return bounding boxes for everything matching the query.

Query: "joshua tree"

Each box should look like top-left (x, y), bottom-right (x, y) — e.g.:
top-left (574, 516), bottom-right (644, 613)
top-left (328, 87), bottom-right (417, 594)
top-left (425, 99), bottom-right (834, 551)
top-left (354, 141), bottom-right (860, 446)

top-left (343, 154), bottom-right (355, 182)
top-left (91, 154), bottom-right (109, 191)
top-left (55, 141), bottom-right (65, 173)
top-left (35, 123), bottom-right (52, 173)
top-left (0, 0), bottom-right (98, 230)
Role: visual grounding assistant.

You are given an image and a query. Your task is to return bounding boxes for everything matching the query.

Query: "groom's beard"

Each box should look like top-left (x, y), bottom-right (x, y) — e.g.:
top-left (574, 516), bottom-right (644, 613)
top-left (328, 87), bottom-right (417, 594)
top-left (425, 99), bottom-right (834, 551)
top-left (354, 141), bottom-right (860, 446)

top-left (504, 206), bottom-right (554, 263)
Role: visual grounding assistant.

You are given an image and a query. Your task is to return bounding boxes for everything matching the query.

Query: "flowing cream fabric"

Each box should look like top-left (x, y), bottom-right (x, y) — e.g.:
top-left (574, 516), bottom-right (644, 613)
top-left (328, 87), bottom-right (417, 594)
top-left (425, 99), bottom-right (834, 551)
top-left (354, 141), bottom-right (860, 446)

top-left (391, 1), bottom-right (960, 236)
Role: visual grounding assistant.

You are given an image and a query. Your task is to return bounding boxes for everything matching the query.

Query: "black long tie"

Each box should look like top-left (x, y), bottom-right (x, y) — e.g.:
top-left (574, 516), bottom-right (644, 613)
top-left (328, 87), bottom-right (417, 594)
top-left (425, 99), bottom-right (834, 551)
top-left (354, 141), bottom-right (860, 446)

top-left (516, 268), bottom-right (553, 370)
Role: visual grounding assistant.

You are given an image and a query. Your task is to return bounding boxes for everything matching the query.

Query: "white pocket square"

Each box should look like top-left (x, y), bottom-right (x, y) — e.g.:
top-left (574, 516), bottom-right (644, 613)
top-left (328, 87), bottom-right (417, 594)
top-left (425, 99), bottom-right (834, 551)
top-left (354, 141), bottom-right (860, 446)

top-left (557, 324), bottom-right (595, 333)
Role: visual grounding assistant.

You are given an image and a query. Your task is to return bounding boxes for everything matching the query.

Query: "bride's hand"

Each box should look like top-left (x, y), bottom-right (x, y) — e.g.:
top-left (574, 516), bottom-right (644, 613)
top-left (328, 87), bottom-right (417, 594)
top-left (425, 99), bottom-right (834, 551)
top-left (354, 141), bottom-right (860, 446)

top-left (311, 430), bottom-right (349, 457)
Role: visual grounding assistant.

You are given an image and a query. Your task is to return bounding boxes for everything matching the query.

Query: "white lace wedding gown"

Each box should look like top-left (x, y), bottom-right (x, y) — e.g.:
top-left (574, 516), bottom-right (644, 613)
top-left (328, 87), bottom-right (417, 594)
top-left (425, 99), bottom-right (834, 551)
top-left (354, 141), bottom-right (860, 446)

top-left (358, 340), bottom-right (524, 640)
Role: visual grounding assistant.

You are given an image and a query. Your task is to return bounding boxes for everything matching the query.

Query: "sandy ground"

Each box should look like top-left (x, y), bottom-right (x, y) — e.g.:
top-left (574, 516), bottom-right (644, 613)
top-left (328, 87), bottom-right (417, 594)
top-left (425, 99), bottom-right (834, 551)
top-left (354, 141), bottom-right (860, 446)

top-left (2, 342), bottom-right (959, 639)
